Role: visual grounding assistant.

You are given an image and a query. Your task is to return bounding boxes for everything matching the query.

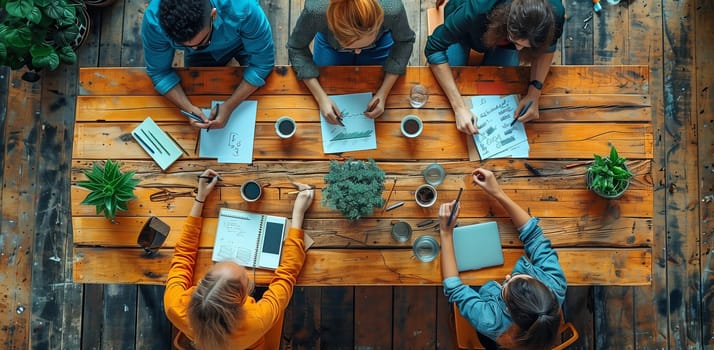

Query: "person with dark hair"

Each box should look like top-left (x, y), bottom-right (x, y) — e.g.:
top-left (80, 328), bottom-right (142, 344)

top-left (425, 0), bottom-right (565, 134)
top-left (142, 0), bottom-right (274, 130)
top-left (163, 169), bottom-right (314, 349)
top-left (287, 0), bottom-right (415, 123)
top-left (438, 168), bottom-right (566, 350)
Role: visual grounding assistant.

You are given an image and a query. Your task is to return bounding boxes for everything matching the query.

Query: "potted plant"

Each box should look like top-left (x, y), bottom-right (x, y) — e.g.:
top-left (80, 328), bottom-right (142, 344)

top-left (322, 158), bottom-right (385, 221)
top-left (0, 0), bottom-right (90, 82)
top-left (586, 145), bottom-right (633, 199)
top-left (77, 160), bottom-right (140, 222)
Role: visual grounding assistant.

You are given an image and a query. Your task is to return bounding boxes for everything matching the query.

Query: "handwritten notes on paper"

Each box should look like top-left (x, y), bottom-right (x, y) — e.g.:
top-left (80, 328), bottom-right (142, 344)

top-left (320, 93), bottom-right (377, 154)
top-left (200, 100), bottom-right (258, 163)
top-left (470, 95), bottom-right (529, 159)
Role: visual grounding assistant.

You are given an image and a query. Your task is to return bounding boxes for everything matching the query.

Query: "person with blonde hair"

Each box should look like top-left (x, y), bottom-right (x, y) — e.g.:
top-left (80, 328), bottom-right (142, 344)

top-left (163, 169), bottom-right (315, 349)
top-left (287, 0), bottom-right (415, 123)
top-left (425, 0), bottom-right (565, 134)
top-left (438, 168), bottom-right (567, 350)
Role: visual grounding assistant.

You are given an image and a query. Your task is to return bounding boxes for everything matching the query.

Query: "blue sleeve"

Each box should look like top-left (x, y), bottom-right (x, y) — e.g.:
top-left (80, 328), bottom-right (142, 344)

top-left (425, 9), bottom-right (471, 65)
top-left (443, 277), bottom-right (509, 339)
top-left (518, 218), bottom-right (567, 304)
top-left (235, 1), bottom-right (275, 87)
top-left (141, 12), bottom-right (181, 95)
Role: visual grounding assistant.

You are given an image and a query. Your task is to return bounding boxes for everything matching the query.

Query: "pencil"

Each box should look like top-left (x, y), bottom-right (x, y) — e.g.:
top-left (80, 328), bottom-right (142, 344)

top-left (180, 110), bottom-right (203, 123)
top-left (446, 188), bottom-right (463, 227)
top-left (511, 100), bottom-right (533, 127)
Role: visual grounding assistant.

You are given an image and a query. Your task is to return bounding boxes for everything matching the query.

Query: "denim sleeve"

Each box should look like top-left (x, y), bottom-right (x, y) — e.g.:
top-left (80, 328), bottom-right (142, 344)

top-left (286, 5), bottom-right (323, 80)
top-left (381, 2), bottom-right (415, 75)
top-left (443, 277), bottom-right (508, 339)
top-left (518, 218), bottom-right (567, 304)
top-left (141, 15), bottom-right (181, 95)
top-left (236, 1), bottom-right (275, 87)
top-left (424, 5), bottom-right (474, 65)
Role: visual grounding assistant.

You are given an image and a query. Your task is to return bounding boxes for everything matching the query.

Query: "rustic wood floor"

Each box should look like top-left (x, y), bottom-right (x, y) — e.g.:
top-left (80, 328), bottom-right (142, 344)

top-left (1, 0), bottom-right (712, 349)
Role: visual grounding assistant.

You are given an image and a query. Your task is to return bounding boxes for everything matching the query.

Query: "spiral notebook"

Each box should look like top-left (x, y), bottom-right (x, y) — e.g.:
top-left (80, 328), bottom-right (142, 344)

top-left (453, 221), bottom-right (504, 272)
top-left (212, 208), bottom-right (287, 270)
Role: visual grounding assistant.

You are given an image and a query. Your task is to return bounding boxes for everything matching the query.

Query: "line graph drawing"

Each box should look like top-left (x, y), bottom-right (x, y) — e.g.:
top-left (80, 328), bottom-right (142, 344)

top-left (320, 93), bottom-right (376, 153)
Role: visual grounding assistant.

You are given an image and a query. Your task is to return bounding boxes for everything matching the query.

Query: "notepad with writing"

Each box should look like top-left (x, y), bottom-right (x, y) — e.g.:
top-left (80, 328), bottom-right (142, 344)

top-left (132, 117), bottom-right (183, 170)
top-left (453, 221), bottom-right (504, 272)
top-left (212, 208), bottom-right (288, 270)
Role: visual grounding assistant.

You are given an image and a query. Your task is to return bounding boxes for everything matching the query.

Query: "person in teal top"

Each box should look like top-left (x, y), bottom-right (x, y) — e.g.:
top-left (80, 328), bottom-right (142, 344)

top-left (142, 0), bottom-right (274, 130)
top-left (438, 168), bottom-right (567, 350)
top-left (425, 0), bottom-right (565, 135)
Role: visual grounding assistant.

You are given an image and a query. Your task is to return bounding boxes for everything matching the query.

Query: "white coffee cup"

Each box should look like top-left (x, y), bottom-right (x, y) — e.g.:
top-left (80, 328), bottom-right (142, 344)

top-left (275, 116), bottom-right (296, 138)
top-left (401, 115), bottom-right (423, 138)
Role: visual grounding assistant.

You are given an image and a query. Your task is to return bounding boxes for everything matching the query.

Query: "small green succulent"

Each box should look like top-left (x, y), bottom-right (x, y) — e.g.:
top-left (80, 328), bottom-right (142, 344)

top-left (587, 146), bottom-right (633, 198)
top-left (322, 158), bottom-right (385, 222)
top-left (78, 160), bottom-right (139, 220)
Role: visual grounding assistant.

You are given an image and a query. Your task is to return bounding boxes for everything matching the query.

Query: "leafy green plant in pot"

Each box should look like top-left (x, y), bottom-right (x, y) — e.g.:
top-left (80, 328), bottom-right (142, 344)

top-left (586, 146), bottom-right (633, 199)
top-left (78, 160), bottom-right (140, 222)
top-left (0, 0), bottom-right (90, 81)
top-left (322, 158), bottom-right (385, 222)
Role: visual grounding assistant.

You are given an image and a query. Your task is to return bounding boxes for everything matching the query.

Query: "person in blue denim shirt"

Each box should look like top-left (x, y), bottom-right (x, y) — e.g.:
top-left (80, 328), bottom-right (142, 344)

top-left (425, 0), bottom-right (564, 135)
top-left (438, 167), bottom-right (567, 350)
top-left (142, 0), bottom-right (274, 130)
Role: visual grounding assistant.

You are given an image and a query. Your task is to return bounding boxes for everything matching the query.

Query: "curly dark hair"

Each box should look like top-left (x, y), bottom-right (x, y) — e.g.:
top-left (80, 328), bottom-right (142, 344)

top-left (158, 0), bottom-right (212, 43)
top-left (483, 0), bottom-right (555, 63)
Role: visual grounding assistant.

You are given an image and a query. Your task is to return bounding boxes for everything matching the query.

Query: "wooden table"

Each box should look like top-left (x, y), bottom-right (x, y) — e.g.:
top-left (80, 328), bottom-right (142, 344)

top-left (72, 65), bottom-right (653, 286)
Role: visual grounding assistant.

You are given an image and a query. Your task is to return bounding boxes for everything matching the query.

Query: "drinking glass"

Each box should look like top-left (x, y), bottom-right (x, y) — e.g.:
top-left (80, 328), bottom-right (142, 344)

top-left (409, 84), bottom-right (428, 108)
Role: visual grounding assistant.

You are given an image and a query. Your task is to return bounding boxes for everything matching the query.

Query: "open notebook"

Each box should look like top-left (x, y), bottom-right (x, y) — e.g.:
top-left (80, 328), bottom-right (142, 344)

top-left (453, 221), bottom-right (505, 272)
top-left (212, 208), bottom-right (287, 270)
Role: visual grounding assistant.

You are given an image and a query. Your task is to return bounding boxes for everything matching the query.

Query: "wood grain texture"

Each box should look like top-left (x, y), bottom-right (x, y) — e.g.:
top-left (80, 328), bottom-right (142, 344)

top-left (662, 0), bottom-right (701, 348)
top-left (354, 286), bottom-right (392, 349)
top-left (135, 285), bottom-right (172, 350)
top-left (627, 1), bottom-right (668, 348)
top-left (77, 65), bottom-right (649, 96)
top-left (696, 0), bottom-right (714, 344)
top-left (71, 247), bottom-right (651, 286)
top-left (0, 71), bottom-right (40, 350)
top-left (562, 0), bottom-right (594, 65)
top-left (392, 287), bottom-right (437, 349)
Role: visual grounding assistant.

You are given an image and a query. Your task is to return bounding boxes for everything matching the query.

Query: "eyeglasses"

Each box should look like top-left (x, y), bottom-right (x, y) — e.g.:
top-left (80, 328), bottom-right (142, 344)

top-left (175, 20), bottom-right (213, 51)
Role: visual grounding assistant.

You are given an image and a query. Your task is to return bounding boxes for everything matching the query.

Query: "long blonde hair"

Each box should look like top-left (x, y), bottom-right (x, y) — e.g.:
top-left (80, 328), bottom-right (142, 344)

top-left (188, 271), bottom-right (247, 349)
top-left (326, 0), bottom-right (384, 47)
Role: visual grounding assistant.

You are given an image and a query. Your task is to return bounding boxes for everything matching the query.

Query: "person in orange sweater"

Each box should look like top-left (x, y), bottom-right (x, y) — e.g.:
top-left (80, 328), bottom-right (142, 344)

top-left (163, 168), bottom-right (315, 349)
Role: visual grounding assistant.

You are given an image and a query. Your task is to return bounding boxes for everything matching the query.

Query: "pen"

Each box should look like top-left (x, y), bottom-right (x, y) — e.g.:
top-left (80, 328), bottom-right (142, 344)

top-left (446, 188), bottom-right (463, 227)
top-left (385, 201), bottom-right (404, 211)
top-left (197, 175), bottom-right (221, 183)
top-left (141, 129), bottom-right (163, 154)
top-left (145, 129), bottom-right (170, 155)
top-left (331, 106), bottom-right (345, 126)
top-left (366, 98), bottom-right (380, 113)
top-left (511, 100), bottom-right (533, 127)
top-left (166, 131), bottom-right (190, 156)
top-left (133, 133), bottom-right (154, 154)
top-left (180, 110), bottom-right (204, 123)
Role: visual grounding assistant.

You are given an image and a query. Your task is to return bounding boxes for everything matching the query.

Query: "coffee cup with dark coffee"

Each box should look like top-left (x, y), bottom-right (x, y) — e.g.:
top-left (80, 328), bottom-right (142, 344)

top-left (240, 180), bottom-right (263, 202)
top-left (275, 116), bottom-right (297, 138)
top-left (415, 184), bottom-right (437, 207)
top-left (401, 115), bottom-right (423, 138)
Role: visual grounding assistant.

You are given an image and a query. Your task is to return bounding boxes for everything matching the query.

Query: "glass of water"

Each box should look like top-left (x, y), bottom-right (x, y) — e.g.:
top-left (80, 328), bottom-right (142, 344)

top-left (409, 84), bottom-right (428, 108)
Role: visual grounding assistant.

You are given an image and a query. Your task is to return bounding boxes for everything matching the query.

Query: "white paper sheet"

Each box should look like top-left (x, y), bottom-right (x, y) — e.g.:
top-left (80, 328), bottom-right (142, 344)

top-left (320, 93), bottom-right (377, 154)
top-left (199, 100), bottom-right (258, 163)
top-left (470, 95), bottom-right (530, 159)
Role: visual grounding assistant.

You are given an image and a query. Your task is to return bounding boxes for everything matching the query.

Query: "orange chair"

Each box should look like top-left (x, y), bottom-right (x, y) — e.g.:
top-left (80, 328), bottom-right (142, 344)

top-left (453, 304), bottom-right (580, 350)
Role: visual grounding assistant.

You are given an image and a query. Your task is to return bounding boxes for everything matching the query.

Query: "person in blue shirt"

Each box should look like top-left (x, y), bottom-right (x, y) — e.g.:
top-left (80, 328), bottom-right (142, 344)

top-left (142, 0), bottom-right (274, 130)
top-left (438, 167), bottom-right (567, 350)
top-left (425, 0), bottom-right (565, 134)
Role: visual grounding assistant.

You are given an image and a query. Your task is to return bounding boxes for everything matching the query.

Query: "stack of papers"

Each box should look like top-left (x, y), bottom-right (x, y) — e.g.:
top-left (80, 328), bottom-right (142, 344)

top-left (470, 95), bottom-right (529, 159)
top-left (200, 100), bottom-right (258, 163)
top-left (320, 93), bottom-right (377, 154)
top-left (132, 117), bottom-right (183, 170)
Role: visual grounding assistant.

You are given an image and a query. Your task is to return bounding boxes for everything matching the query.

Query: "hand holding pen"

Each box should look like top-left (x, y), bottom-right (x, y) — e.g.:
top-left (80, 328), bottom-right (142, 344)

top-left (363, 97), bottom-right (382, 119)
top-left (195, 169), bottom-right (220, 202)
top-left (180, 108), bottom-right (210, 130)
top-left (511, 99), bottom-right (534, 126)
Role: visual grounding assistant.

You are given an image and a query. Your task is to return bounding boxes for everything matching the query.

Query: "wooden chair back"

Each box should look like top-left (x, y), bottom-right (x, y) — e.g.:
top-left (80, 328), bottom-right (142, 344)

top-left (453, 303), bottom-right (579, 350)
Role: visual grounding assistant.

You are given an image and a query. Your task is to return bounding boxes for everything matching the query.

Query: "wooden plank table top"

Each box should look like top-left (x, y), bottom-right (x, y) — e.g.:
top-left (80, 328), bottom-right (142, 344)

top-left (72, 65), bottom-right (653, 286)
